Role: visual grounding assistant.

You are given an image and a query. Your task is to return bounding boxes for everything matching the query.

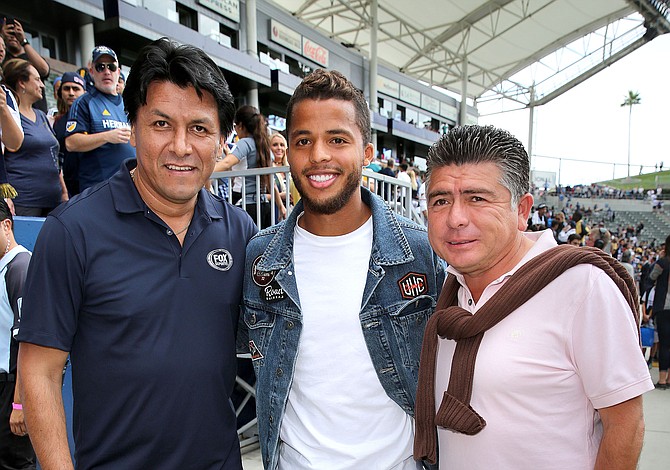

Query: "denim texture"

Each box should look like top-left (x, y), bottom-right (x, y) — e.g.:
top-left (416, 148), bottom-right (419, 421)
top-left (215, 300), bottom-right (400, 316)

top-left (240, 187), bottom-right (446, 469)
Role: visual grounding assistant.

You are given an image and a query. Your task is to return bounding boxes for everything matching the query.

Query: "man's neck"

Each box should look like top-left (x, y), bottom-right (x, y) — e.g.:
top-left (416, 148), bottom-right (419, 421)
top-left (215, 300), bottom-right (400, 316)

top-left (298, 194), bottom-right (371, 237)
top-left (462, 234), bottom-right (535, 303)
top-left (95, 86), bottom-right (117, 97)
top-left (132, 170), bottom-right (197, 222)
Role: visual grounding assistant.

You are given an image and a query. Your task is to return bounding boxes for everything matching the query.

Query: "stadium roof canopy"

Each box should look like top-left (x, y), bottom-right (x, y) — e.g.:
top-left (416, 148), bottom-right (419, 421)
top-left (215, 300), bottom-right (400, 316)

top-left (270, 0), bottom-right (670, 113)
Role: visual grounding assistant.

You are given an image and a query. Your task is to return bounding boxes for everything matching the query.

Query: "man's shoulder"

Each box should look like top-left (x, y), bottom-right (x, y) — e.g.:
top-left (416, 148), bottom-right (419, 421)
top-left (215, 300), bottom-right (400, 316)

top-left (72, 91), bottom-right (96, 109)
top-left (6, 251), bottom-right (31, 279)
top-left (203, 191), bottom-right (256, 229)
top-left (247, 220), bottom-right (284, 251)
top-left (390, 212), bottom-right (427, 237)
top-left (50, 182), bottom-right (113, 224)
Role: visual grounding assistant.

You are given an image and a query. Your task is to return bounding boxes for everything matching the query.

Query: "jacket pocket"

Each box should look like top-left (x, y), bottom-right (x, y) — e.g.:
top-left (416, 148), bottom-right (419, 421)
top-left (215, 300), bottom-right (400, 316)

top-left (242, 303), bottom-right (276, 366)
top-left (389, 295), bottom-right (435, 369)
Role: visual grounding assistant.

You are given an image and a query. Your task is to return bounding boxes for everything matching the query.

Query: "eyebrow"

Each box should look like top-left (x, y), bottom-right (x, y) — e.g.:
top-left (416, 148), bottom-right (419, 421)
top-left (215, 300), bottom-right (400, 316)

top-left (150, 109), bottom-right (214, 126)
top-left (427, 188), bottom-right (496, 199)
top-left (290, 128), bottom-right (355, 139)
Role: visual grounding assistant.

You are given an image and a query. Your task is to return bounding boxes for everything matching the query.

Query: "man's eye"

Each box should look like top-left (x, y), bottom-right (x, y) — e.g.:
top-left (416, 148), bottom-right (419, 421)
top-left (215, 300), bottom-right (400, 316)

top-left (331, 137), bottom-right (345, 144)
top-left (154, 121), bottom-right (168, 128)
top-left (295, 138), bottom-right (310, 146)
top-left (193, 125), bottom-right (206, 133)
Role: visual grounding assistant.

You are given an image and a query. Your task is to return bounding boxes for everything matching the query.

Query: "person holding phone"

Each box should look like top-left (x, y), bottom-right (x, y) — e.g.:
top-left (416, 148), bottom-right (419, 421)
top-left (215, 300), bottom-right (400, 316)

top-left (1, 16), bottom-right (49, 113)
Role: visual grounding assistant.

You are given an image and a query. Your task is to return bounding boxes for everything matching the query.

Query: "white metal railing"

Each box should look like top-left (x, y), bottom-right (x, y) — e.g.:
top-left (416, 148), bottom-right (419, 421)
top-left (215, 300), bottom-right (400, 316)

top-left (210, 166), bottom-right (419, 227)
top-left (211, 166), bottom-right (292, 227)
top-left (361, 168), bottom-right (418, 223)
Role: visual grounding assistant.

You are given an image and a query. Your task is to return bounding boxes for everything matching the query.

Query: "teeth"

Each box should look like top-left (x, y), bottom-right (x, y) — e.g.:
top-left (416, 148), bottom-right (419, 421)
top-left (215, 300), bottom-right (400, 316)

top-left (309, 174), bottom-right (335, 182)
top-left (167, 165), bottom-right (193, 171)
top-left (449, 241), bottom-right (470, 245)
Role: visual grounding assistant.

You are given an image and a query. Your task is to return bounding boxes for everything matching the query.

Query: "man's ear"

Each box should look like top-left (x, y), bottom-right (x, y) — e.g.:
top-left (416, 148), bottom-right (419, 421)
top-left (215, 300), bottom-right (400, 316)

top-left (363, 143), bottom-right (374, 167)
top-left (517, 193), bottom-right (534, 231)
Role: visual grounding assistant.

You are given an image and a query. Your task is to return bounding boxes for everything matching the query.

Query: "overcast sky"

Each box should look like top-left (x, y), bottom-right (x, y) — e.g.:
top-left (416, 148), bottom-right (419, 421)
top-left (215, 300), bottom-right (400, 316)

top-left (478, 32), bottom-right (670, 187)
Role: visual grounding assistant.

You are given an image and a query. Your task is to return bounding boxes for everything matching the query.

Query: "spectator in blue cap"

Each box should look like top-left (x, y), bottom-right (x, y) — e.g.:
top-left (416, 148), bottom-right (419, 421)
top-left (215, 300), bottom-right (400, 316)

top-left (53, 72), bottom-right (86, 196)
top-left (63, 46), bottom-right (134, 191)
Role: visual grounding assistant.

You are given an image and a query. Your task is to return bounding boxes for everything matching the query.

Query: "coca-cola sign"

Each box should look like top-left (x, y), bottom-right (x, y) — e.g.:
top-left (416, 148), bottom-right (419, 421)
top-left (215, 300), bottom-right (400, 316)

top-left (302, 38), bottom-right (329, 67)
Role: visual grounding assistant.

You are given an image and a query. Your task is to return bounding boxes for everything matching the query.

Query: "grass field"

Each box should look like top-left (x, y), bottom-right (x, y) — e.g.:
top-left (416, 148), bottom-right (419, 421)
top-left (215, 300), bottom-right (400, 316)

top-left (597, 171), bottom-right (670, 190)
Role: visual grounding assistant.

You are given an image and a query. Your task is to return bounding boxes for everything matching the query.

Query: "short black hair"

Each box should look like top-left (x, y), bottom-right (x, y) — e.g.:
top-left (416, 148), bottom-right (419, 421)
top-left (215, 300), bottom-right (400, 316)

top-left (0, 199), bottom-right (14, 231)
top-left (286, 69), bottom-right (370, 147)
top-left (123, 37), bottom-right (235, 136)
top-left (427, 125), bottom-right (529, 206)
top-left (567, 233), bottom-right (581, 243)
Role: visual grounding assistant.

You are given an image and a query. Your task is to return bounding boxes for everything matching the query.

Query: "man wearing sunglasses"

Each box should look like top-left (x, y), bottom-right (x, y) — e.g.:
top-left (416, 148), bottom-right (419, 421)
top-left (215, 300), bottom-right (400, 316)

top-left (64, 46), bottom-right (134, 192)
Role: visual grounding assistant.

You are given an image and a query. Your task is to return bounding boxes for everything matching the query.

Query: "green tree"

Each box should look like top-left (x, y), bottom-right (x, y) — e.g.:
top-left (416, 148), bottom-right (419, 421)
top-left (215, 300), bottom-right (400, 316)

top-left (621, 90), bottom-right (641, 178)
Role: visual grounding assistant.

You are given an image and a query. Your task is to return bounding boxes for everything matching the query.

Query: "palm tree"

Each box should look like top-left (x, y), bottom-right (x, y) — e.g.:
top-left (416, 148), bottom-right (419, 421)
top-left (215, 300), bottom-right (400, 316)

top-left (621, 90), bottom-right (641, 178)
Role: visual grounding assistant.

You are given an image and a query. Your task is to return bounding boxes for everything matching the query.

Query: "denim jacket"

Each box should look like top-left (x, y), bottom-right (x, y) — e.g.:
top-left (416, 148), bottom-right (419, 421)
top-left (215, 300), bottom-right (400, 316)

top-left (240, 187), bottom-right (446, 469)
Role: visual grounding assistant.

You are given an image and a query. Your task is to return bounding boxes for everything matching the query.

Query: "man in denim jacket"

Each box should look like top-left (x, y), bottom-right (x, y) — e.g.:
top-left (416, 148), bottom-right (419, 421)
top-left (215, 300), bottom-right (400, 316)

top-left (241, 69), bottom-right (445, 469)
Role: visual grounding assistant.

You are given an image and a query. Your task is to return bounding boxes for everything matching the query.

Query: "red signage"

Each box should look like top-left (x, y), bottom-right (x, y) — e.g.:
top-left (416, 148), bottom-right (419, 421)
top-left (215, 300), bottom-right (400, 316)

top-left (302, 38), bottom-right (329, 67)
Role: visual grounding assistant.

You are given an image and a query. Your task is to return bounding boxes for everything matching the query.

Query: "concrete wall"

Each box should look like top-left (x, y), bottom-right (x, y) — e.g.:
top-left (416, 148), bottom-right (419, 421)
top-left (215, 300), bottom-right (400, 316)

top-left (538, 196), bottom-right (654, 213)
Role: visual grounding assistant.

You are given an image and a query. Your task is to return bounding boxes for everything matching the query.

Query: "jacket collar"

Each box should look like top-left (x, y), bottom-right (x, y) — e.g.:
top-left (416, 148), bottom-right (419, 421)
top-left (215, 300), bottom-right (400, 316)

top-left (258, 186), bottom-right (414, 271)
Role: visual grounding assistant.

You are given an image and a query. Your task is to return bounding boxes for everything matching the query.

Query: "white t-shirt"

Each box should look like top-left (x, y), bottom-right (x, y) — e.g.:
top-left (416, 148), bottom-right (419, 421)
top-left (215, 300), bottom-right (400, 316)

top-left (279, 216), bottom-right (416, 470)
top-left (397, 171), bottom-right (411, 201)
top-left (418, 182), bottom-right (427, 213)
top-left (531, 210), bottom-right (546, 226)
top-left (435, 230), bottom-right (653, 469)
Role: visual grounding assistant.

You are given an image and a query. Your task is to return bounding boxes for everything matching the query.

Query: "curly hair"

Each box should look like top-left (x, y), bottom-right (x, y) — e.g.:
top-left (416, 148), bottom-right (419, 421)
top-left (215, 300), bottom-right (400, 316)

top-left (286, 69), bottom-right (370, 146)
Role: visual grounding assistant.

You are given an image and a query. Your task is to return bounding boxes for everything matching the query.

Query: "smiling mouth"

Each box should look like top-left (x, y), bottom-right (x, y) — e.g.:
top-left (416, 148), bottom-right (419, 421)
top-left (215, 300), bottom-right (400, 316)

top-left (166, 165), bottom-right (194, 172)
top-left (448, 240), bottom-right (474, 245)
top-left (308, 174), bottom-right (336, 183)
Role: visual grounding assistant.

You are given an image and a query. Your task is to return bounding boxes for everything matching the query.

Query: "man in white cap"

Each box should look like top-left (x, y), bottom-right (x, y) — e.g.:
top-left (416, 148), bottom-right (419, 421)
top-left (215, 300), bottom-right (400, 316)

top-left (64, 46), bottom-right (134, 191)
top-left (531, 203), bottom-right (548, 228)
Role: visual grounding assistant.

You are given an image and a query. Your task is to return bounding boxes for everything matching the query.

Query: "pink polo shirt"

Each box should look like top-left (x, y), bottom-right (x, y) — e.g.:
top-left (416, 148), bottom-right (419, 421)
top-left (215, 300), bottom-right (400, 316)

top-left (435, 230), bottom-right (653, 469)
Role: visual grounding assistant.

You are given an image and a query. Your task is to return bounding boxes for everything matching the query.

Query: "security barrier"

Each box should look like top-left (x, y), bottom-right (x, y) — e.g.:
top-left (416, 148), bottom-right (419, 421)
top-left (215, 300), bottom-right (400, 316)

top-left (210, 166), bottom-right (419, 227)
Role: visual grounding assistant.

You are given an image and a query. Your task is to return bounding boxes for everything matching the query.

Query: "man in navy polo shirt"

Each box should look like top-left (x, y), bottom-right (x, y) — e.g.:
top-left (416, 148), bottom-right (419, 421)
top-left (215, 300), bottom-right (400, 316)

top-left (18, 38), bottom-right (256, 469)
top-left (65, 45), bottom-right (135, 191)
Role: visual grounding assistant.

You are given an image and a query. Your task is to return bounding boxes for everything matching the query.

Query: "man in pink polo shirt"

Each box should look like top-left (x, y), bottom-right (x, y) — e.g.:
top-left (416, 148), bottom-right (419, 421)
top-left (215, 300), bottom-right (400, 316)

top-left (416, 125), bottom-right (653, 469)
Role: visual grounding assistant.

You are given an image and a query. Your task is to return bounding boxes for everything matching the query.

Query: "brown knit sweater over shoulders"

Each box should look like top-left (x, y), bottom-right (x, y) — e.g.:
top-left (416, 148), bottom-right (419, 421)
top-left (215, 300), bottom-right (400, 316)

top-left (413, 244), bottom-right (639, 465)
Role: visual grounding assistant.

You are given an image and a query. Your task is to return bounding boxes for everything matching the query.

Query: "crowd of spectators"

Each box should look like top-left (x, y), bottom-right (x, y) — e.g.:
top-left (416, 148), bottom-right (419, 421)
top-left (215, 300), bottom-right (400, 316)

top-left (528, 202), bottom-right (670, 388)
top-left (533, 182), bottom-right (668, 204)
top-left (365, 156), bottom-right (425, 218)
top-left (0, 15), bottom-right (133, 219)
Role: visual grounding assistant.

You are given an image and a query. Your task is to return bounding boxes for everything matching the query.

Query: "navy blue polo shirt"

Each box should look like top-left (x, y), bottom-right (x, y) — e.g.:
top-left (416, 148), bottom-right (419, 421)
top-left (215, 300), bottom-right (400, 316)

top-left (19, 160), bottom-right (256, 469)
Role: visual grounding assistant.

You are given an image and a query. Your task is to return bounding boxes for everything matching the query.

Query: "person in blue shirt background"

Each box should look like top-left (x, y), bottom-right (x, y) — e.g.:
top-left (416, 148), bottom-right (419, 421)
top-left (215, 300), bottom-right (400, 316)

top-left (64, 45), bottom-right (134, 191)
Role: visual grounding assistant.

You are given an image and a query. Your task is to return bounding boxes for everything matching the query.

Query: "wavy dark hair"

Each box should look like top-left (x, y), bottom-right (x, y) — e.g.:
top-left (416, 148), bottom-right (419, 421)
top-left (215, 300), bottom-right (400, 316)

top-left (123, 37), bottom-right (235, 136)
top-left (235, 105), bottom-right (272, 191)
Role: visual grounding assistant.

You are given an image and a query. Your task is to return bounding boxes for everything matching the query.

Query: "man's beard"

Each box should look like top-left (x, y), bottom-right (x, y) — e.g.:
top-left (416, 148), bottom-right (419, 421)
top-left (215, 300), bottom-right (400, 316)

top-left (292, 167), bottom-right (362, 215)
